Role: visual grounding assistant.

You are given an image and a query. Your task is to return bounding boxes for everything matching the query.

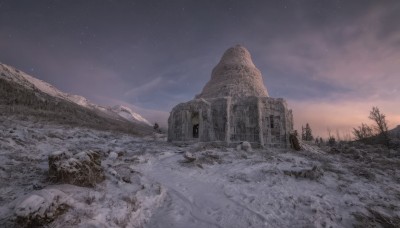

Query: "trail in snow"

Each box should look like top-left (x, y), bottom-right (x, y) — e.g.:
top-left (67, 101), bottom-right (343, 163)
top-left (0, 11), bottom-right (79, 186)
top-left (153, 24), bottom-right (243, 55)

top-left (142, 153), bottom-right (268, 228)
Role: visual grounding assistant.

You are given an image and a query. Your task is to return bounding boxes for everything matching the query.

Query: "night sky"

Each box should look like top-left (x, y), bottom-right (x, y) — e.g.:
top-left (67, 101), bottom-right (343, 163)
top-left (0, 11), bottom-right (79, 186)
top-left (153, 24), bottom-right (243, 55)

top-left (1, 0), bottom-right (399, 137)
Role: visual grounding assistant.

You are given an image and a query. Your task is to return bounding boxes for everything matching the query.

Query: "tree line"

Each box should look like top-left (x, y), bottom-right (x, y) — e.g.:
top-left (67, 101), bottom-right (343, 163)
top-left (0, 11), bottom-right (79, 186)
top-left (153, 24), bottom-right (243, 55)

top-left (299, 106), bottom-right (391, 147)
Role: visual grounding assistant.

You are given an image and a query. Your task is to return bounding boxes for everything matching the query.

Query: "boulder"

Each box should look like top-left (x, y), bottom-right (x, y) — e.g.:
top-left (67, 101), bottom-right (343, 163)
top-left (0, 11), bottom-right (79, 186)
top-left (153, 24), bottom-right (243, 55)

top-left (237, 141), bottom-right (252, 152)
top-left (183, 152), bottom-right (196, 162)
top-left (14, 189), bottom-right (71, 227)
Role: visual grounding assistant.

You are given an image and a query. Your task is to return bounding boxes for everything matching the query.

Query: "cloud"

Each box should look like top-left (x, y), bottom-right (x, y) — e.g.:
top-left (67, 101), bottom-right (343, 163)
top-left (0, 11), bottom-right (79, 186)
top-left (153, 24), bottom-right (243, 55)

top-left (261, 4), bottom-right (400, 102)
top-left (251, 4), bottom-right (400, 139)
top-left (124, 76), bottom-right (163, 97)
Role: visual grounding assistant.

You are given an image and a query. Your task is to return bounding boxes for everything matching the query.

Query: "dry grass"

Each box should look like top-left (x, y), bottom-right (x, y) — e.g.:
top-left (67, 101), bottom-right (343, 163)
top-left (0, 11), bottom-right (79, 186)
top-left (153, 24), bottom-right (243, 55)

top-left (48, 150), bottom-right (105, 187)
top-left (353, 208), bottom-right (400, 228)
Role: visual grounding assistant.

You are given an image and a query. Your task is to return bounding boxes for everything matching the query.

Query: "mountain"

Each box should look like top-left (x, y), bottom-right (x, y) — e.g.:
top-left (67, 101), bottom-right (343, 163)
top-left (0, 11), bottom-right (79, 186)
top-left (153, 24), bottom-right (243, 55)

top-left (0, 62), bottom-right (153, 135)
top-left (389, 125), bottom-right (400, 138)
top-left (0, 63), bottom-right (151, 126)
top-left (111, 105), bottom-right (152, 126)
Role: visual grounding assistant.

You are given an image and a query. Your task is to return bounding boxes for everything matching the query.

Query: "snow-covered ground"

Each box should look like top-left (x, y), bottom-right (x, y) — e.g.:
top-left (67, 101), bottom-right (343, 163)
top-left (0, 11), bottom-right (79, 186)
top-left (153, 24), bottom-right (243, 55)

top-left (1, 115), bottom-right (400, 227)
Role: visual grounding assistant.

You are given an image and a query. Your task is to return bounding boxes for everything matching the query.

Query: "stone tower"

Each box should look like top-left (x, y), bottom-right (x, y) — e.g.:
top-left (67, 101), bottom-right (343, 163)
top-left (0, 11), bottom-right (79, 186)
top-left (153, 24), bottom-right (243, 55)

top-left (168, 45), bottom-right (293, 148)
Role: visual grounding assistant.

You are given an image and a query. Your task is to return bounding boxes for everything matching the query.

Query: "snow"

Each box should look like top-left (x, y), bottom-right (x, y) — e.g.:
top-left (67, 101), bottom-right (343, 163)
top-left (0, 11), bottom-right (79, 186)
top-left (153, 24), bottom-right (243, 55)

top-left (0, 115), bottom-right (165, 227)
top-left (15, 195), bottom-right (47, 217)
top-left (66, 94), bottom-right (91, 107)
top-left (1, 115), bottom-right (400, 227)
top-left (112, 105), bottom-right (152, 126)
top-left (14, 188), bottom-right (71, 220)
top-left (1, 63), bottom-right (65, 99)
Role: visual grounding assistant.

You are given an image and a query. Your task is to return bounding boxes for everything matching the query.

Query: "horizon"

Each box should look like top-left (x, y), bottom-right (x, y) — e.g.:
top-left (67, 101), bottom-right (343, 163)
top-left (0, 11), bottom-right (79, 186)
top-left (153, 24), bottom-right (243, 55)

top-left (1, 0), bottom-right (400, 137)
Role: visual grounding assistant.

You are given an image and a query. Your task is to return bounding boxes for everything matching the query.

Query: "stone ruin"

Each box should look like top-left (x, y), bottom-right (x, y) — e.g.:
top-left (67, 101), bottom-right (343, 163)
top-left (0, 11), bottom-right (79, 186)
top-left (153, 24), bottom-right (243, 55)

top-left (168, 45), bottom-right (293, 148)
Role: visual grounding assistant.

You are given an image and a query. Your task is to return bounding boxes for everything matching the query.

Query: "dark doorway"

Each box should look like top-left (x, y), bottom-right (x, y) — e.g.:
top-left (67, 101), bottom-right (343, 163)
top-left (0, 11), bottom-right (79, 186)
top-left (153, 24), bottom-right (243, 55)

top-left (191, 112), bottom-right (200, 139)
top-left (193, 124), bottom-right (199, 138)
top-left (270, 115), bottom-right (274, 128)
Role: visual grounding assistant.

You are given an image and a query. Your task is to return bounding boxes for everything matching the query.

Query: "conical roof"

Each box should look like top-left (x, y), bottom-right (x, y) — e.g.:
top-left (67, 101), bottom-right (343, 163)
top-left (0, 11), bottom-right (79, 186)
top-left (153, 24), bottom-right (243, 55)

top-left (196, 45), bottom-right (269, 99)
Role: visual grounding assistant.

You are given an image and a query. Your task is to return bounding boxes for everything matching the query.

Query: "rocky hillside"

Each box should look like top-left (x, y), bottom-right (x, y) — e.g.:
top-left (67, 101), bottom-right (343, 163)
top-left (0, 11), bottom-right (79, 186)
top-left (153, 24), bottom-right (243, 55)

top-left (0, 63), bottom-right (153, 135)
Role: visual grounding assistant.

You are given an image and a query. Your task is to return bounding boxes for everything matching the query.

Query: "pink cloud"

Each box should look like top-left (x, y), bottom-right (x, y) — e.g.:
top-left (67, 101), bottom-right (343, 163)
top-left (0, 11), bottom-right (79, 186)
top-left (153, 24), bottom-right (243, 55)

top-left (290, 98), bottom-right (400, 139)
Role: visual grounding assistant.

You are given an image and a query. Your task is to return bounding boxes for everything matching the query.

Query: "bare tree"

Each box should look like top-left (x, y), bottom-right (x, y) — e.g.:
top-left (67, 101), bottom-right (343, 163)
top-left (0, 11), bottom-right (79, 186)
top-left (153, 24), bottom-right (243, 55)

top-left (369, 107), bottom-right (388, 134)
top-left (352, 123), bottom-right (374, 141)
top-left (327, 127), bottom-right (332, 138)
top-left (327, 127), bottom-right (336, 146)
top-left (342, 130), bottom-right (352, 142)
top-left (369, 106), bottom-right (390, 146)
top-left (336, 129), bottom-right (341, 142)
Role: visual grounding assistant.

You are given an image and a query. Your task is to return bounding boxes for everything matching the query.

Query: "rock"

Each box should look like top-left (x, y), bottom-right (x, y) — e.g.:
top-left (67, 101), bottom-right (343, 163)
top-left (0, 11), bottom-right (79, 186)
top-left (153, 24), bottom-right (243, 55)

top-left (242, 141), bottom-right (252, 152)
top-left (183, 152), bottom-right (196, 162)
top-left (283, 166), bottom-right (323, 180)
top-left (48, 150), bottom-right (104, 187)
top-left (237, 141), bottom-right (252, 152)
top-left (109, 152), bottom-right (118, 160)
top-left (14, 189), bottom-right (71, 227)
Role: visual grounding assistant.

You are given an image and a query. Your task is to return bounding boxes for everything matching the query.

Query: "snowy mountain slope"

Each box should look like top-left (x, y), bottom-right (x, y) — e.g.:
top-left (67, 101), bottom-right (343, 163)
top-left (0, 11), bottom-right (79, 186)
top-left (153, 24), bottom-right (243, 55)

top-left (112, 105), bottom-right (152, 126)
top-left (0, 62), bottom-right (151, 126)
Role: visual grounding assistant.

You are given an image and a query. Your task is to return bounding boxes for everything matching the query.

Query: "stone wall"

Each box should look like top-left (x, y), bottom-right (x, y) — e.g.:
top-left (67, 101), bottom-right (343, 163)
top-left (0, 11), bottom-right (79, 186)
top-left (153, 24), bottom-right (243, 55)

top-left (168, 99), bottom-right (213, 142)
top-left (229, 97), bottom-right (260, 143)
top-left (210, 97), bottom-right (229, 141)
top-left (168, 96), bottom-right (293, 148)
top-left (259, 98), bottom-right (291, 148)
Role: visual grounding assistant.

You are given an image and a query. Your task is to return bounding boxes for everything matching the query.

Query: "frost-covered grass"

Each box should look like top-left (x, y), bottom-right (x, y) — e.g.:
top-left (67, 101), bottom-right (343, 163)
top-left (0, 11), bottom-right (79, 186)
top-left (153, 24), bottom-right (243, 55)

top-left (1, 115), bottom-right (400, 227)
top-left (0, 115), bottom-right (166, 227)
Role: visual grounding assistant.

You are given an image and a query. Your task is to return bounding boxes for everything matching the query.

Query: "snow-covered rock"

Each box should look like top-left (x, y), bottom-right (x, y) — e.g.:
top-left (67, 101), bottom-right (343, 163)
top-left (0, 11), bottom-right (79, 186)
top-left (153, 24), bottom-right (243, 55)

top-left (14, 189), bottom-right (71, 227)
top-left (183, 151), bottom-right (196, 162)
top-left (108, 151), bottom-right (118, 160)
top-left (236, 141), bottom-right (252, 152)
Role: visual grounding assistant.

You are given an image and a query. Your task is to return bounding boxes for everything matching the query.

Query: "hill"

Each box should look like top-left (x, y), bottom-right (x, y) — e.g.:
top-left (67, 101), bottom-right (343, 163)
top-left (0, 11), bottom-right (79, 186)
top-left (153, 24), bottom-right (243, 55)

top-left (0, 63), bottom-right (153, 135)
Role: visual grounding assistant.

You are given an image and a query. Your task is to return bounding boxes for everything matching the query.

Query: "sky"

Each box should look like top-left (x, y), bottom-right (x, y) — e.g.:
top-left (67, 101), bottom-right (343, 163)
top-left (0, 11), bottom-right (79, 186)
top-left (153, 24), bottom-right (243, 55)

top-left (1, 0), bottom-right (400, 138)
